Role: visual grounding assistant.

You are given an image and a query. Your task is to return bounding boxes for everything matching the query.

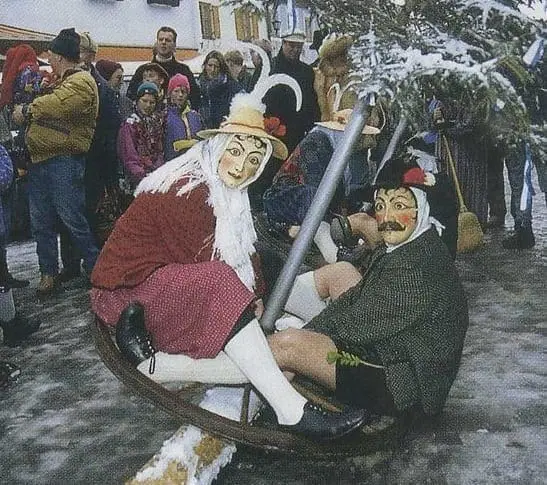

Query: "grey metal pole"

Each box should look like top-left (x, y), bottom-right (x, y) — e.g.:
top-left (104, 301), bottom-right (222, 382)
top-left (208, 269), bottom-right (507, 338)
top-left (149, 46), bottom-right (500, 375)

top-left (260, 93), bottom-right (374, 332)
top-left (372, 116), bottom-right (408, 185)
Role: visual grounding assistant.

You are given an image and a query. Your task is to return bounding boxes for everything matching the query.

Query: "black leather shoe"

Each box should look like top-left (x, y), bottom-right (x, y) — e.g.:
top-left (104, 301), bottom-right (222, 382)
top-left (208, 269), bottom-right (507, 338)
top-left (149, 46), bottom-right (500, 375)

top-left (330, 215), bottom-right (358, 248)
top-left (1, 315), bottom-right (41, 347)
top-left (502, 227), bottom-right (535, 250)
top-left (279, 402), bottom-right (369, 441)
top-left (0, 361), bottom-right (21, 388)
top-left (115, 302), bottom-right (156, 371)
top-left (6, 274), bottom-right (30, 288)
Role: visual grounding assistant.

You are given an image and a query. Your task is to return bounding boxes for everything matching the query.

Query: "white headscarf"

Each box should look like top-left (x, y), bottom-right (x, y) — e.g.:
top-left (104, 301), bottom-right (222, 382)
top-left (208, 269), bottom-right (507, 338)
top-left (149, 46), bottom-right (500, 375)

top-left (382, 187), bottom-right (444, 253)
top-left (135, 135), bottom-right (273, 290)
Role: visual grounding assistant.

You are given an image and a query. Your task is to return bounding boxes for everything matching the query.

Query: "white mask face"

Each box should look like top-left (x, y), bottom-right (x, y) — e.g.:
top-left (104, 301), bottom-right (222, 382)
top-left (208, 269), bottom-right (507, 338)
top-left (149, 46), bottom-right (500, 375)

top-left (374, 187), bottom-right (418, 246)
top-left (217, 135), bottom-right (267, 189)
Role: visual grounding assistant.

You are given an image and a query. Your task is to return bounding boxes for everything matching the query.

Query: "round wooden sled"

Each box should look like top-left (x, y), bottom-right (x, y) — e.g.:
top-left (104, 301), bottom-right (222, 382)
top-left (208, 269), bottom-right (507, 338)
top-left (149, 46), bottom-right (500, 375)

top-left (91, 317), bottom-right (413, 457)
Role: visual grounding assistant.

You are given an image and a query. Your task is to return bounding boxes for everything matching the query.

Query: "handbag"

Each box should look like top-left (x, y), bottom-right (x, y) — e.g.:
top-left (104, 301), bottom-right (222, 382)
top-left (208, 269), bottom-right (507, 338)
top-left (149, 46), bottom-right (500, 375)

top-left (442, 134), bottom-right (484, 253)
top-left (94, 184), bottom-right (132, 245)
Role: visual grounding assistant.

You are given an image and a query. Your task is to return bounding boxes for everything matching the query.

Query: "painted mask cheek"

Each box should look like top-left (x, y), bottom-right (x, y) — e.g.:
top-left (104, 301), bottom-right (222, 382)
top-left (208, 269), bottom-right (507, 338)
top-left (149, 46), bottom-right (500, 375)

top-left (397, 212), bottom-right (416, 227)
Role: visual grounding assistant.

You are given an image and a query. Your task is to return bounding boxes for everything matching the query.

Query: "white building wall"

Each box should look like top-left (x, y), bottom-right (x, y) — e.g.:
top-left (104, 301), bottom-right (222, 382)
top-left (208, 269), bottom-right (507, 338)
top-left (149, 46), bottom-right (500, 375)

top-left (1, 0), bottom-right (315, 60)
top-left (0, 0), bottom-right (202, 49)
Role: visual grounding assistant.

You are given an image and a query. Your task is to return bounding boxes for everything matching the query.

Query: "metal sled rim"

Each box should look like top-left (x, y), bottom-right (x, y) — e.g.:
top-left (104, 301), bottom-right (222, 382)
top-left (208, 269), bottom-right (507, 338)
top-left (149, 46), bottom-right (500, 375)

top-left (91, 317), bottom-right (409, 457)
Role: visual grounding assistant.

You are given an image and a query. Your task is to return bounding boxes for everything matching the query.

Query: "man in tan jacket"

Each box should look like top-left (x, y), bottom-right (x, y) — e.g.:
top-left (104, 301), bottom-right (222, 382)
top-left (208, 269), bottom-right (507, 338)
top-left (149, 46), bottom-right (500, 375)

top-left (13, 28), bottom-right (100, 296)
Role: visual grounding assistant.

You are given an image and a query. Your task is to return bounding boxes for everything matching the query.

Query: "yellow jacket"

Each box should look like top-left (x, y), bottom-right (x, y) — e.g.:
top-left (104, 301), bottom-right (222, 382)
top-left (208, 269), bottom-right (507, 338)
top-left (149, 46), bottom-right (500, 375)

top-left (26, 69), bottom-right (99, 163)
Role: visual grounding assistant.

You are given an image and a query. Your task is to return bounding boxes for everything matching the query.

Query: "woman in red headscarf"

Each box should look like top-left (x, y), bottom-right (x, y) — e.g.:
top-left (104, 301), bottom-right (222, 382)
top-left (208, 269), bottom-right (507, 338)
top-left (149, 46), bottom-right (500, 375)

top-left (0, 44), bottom-right (43, 173)
top-left (0, 44), bottom-right (42, 110)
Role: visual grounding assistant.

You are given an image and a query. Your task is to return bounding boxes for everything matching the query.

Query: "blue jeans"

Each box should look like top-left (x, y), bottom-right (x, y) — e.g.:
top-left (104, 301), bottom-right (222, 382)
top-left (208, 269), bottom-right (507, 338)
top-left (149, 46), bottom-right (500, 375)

top-left (27, 155), bottom-right (99, 276)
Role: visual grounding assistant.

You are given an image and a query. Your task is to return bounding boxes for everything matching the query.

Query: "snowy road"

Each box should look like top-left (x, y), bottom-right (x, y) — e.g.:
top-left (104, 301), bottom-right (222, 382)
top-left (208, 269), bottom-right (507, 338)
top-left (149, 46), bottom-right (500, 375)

top-left (1, 178), bottom-right (545, 484)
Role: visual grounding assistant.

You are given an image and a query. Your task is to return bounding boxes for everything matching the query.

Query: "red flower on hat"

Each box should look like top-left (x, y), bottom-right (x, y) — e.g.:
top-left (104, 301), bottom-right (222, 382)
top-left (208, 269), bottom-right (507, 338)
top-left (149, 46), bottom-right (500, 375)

top-left (403, 167), bottom-right (435, 186)
top-left (403, 167), bottom-right (426, 185)
top-left (264, 117), bottom-right (286, 137)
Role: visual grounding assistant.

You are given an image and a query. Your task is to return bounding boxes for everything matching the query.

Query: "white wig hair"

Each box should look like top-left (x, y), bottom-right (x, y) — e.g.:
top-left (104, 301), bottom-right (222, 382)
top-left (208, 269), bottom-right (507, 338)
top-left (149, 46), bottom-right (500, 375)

top-left (135, 135), bottom-right (273, 290)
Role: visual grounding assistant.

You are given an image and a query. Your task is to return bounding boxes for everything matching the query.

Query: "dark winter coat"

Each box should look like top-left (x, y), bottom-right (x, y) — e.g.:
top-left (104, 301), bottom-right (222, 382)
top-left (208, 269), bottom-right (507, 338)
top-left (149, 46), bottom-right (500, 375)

top-left (164, 105), bottom-right (202, 161)
top-left (197, 74), bottom-right (242, 129)
top-left (264, 50), bottom-right (321, 153)
top-left (87, 65), bottom-right (122, 194)
top-left (307, 228), bottom-right (469, 416)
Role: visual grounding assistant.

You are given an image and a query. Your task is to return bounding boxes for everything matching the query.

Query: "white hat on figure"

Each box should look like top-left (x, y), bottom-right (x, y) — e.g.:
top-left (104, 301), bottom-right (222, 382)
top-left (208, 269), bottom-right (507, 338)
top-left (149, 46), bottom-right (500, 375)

top-left (281, 31), bottom-right (306, 43)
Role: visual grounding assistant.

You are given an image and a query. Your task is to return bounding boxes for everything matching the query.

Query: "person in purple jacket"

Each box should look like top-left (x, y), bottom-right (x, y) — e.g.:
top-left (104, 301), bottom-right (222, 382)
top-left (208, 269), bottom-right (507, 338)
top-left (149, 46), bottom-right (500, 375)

top-left (164, 74), bottom-right (203, 161)
top-left (117, 82), bottom-right (164, 190)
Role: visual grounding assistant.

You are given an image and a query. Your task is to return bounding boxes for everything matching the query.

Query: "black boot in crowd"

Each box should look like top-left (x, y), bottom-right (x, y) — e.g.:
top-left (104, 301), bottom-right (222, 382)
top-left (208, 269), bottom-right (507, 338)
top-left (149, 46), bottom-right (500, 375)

top-left (1, 314), bottom-right (42, 347)
top-left (502, 225), bottom-right (535, 250)
top-left (0, 361), bottom-right (21, 388)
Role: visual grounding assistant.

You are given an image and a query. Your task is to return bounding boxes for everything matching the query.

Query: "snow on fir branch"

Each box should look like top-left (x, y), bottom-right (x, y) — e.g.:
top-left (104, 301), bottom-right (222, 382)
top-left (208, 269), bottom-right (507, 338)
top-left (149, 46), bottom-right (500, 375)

top-left (225, 0), bottom-right (545, 149)
top-left (310, 0), bottom-right (545, 146)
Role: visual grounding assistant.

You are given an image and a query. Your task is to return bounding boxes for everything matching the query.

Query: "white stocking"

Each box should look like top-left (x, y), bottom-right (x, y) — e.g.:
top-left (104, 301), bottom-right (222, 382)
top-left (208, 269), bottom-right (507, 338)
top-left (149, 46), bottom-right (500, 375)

top-left (284, 271), bottom-right (326, 323)
top-left (224, 319), bottom-right (306, 425)
top-left (314, 221), bottom-right (338, 264)
top-left (137, 351), bottom-right (248, 385)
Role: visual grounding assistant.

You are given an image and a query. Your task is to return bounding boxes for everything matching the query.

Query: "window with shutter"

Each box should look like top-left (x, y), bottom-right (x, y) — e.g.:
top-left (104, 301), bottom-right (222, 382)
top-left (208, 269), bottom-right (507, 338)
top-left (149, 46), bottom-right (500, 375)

top-left (199, 2), bottom-right (220, 40)
top-left (234, 8), bottom-right (259, 41)
top-left (212, 5), bottom-right (221, 39)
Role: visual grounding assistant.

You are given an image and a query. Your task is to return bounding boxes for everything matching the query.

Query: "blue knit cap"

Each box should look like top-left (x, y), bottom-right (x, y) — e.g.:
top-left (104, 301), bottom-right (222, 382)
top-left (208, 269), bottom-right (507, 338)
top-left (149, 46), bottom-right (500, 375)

top-left (136, 81), bottom-right (159, 99)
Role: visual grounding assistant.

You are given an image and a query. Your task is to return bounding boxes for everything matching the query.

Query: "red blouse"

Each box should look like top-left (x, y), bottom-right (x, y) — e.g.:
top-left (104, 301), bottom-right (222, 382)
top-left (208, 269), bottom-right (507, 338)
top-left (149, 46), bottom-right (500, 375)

top-left (91, 180), bottom-right (265, 296)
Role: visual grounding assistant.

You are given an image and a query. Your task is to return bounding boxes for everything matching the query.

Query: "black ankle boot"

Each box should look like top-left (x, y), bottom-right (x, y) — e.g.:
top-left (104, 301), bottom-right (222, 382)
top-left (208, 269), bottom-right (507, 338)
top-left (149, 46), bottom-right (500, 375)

top-left (279, 402), bottom-right (370, 440)
top-left (57, 266), bottom-right (81, 283)
top-left (330, 215), bottom-right (358, 248)
top-left (115, 302), bottom-right (156, 372)
top-left (1, 315), bottom-right (41, 347)
top-left (6, 274), bottom-right (30, 288)
top-left (0, 361), bottom-right (21, 388)
top-left (502, 226), bottom-right (535, 250)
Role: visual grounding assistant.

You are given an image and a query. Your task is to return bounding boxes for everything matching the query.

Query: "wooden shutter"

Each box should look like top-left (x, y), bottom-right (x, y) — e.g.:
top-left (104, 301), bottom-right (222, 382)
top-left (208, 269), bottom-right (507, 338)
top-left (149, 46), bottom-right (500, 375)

top-left (234, 8), bottom-right (259, 41)
top-left (212, 6), bottom-right (221, 39)
top-left (251, 12), bottom-right (259, 39)
top-left (199, 2), bottom-right (212, 39)
top-left (234, 9), bottom-right (245, 41)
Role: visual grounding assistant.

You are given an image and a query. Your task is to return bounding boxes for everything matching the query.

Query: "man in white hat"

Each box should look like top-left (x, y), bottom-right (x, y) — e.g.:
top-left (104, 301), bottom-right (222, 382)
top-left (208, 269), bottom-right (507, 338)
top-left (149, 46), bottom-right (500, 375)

top-left (264, 31), bottom-right (321, 153)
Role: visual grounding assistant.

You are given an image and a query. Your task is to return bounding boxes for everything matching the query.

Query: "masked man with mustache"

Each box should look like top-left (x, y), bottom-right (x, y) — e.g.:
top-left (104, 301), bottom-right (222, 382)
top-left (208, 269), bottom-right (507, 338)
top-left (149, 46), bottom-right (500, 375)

top-left (146, 151), bottom-right (469, 421)
top-left (268, 152), bottom-right (469, 419)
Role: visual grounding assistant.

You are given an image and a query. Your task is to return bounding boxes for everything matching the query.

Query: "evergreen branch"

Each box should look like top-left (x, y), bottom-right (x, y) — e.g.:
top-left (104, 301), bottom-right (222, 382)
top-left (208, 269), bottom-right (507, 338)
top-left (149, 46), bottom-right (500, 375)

top-left (327, 350), bottom-right (384, 369)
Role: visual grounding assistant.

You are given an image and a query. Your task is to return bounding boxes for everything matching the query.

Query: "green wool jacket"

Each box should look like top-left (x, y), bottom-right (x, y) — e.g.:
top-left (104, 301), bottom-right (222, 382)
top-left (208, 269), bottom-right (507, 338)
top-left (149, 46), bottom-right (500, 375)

top-left (307, 228), bottom-right (469, 416)
top-left (26, 69), bottom-right (99, 163)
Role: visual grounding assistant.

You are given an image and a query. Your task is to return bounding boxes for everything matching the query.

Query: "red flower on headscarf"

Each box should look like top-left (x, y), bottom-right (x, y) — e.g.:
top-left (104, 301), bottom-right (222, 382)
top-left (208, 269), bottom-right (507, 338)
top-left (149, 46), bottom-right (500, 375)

top-left (403, 167), bottom-right (426, 185)
top-left (263, 117), bottom-right (286, 137)
top-left (403, 167), bottom-right (435, 187)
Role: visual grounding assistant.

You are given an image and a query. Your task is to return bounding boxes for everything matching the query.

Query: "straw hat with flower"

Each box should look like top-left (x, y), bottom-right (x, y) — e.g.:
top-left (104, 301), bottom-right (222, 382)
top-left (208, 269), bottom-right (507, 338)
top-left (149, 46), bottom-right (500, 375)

top-left (318, 34), bottom-right (353, 64)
